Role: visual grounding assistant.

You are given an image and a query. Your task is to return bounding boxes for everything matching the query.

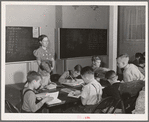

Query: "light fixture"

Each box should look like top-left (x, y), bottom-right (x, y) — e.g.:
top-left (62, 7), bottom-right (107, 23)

top-left (90, 5), bottom-right (99, 11)
top-left (72, 5), bottom-right (99, 11)
top-left (72, 5), bottom-right (79, 10)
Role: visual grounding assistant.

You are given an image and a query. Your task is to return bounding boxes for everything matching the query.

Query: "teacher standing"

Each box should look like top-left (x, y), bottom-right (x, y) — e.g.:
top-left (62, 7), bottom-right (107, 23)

top-left (33, 35), bottom-right (55, 75)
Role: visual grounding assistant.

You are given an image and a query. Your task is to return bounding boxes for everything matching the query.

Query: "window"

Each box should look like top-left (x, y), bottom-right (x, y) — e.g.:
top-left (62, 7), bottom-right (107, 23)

top-left (123, 6), bottom-right (145, 41)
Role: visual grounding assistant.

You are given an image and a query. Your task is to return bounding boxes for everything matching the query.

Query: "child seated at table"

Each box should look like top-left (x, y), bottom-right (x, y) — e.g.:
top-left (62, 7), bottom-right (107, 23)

top-left (58, 64), bottom-right (82, 84)
top-left (132, 52), bottom-right (143, 66)
top-left (65, 66), bottom-right (103, 113)
top-left (117, 54), bottom-right (144, 82)
top-left (91, 55), bottom-right (110, 80)
top-left (137, 57), bottom-right (145, 76)
top-left (103, 70), bottom-right (145, 113)
top-left (21, 71), bottom-right (53, 113)
top-left (24, 69), bottom-right (57, 90)
top-left (81, 66), bottom-right (103, 105)
top-left (102, 70), bottom-right (122, 100)
top-left (39, 65), bottom-right (57, 90)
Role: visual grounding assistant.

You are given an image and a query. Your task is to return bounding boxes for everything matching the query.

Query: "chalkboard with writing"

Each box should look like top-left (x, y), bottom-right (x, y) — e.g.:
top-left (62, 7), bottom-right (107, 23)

top-left (6, 26), bottom-right (40, 62)
top-left (60, 28), bottom-right (107, 59)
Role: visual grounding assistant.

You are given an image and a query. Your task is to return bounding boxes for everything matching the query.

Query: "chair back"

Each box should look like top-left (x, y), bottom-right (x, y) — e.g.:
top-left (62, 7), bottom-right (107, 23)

top-left (5, 100), bottom-right (20, 113)
top-left (122, 93), bottom-right (139, 113)
top-left (111, 99), bottom-right (125, 113)
top-left (92, 96), bottom-right (125, 113)
top-left (50, 74), bottom-right (61, 82)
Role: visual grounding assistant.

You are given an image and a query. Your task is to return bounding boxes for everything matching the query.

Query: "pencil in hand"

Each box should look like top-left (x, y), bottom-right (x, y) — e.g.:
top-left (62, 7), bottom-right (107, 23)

top-left (70, 75), bottom-right (76, 81)
top-left (74, 77), bottom-right (77, 81)
top-left (81, 83), bottom-right (85, 87)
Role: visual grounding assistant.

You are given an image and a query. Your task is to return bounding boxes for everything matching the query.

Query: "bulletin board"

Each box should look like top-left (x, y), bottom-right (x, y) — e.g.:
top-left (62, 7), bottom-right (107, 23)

top-left (6, 26), bottom-right (40, 62)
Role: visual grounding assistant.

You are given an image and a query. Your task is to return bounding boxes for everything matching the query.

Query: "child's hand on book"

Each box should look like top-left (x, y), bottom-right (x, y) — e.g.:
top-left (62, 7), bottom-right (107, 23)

top-left (45, 84), bottom-right (57, 89)
top-left (68, 90), bottom-right (81, 98)
top-left (73, 90), bottom-right (81, 96)
top-left (66, 79), bottom-right (76, 83)
top-left (50, 82), bottom-right (57, 86)
top-left (44, 96), bottom-right (54, 102)
top-left (66, 80), bottom-right (72, 83)
top-left (51, 67), bottom-right (54, 70)
top-left (37, 97), bottom-right (42, 100)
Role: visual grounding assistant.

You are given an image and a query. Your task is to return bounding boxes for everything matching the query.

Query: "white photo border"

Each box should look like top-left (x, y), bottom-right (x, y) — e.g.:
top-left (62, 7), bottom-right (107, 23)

top-left (1, 1), bottom-right (148, 121)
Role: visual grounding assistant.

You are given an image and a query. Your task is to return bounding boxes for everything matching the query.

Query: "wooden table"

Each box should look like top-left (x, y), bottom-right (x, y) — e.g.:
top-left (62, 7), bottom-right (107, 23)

top-left (38, 84), bottom-right (82, 113)
top-left (5, 83), bottom-right (82, 113)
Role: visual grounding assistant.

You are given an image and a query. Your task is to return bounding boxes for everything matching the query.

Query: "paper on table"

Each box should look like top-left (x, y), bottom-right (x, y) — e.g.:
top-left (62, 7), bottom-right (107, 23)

top-left (60, 88), bottom-right (74, 93)
top-left (68, 90), bottom-right (81, 98)
top-left (36, 91), bottom-right (58, 99)
top-left (62, 79), bottom-right (84, 86)
top-left (45, 84), bottom-right (57, 90)
top-left (36, 93), bottom-right (47, 98)
top-left (46, 98), bottom-right (62, 105)
top-left (45, 92), bottom-right (62, 105)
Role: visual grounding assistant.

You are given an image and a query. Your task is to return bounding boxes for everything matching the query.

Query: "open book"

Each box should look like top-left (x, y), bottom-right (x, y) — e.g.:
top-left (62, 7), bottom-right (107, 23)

top-left (61, 79), bottom-right (84, 86)
top-left (46, 92), bottom-right (62, 105)
top-left (60, 88), bottom-right (74, 93)
top-left (36, 91), bottom-right (62, 105)
top-left (45, 84), bottom-right (57, 90)
top-left (68, 90), bottom-right (81, 98)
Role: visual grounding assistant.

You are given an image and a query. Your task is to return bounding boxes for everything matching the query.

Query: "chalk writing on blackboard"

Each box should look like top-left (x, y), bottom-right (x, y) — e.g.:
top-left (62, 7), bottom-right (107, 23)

top-left (60, 28), bottom-right (107, 59)
top-left (6, 26), bottom-right (40, 62)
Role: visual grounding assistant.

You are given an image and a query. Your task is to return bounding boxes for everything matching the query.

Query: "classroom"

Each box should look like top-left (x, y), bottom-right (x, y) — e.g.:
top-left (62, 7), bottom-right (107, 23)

top-left (2, 1), bottom-right (147, 121)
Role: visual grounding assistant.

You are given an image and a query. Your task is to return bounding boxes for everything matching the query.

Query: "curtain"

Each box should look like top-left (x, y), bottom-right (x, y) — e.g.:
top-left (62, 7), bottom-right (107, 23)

top-left (123, 6), bottom-right (145, 41)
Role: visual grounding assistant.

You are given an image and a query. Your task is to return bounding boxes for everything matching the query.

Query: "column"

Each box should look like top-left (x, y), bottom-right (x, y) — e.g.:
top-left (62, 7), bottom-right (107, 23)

top-left (109, 6), bottom-right (118, 72)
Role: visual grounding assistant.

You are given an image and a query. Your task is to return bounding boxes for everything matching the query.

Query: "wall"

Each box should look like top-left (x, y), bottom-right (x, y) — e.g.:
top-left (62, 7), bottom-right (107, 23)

top-left (5, 5), bottom-right (110, 84)
top-left (55, 6), bottom-right (64, 74)
top-left (61, 6), bottom-right (109, 70)
top-left (5, 5), bottom-right (55, 84)
top-left (118, 42), bottom-right (145, 61)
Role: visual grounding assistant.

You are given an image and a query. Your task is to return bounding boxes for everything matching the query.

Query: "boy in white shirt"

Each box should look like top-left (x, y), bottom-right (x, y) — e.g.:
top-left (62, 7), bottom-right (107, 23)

top-left (64, 66), bottom-right (102, 113)
top-left (81, 66), bottom-right (102, 106)
top-left (117, 54), bottom-right (144, 82)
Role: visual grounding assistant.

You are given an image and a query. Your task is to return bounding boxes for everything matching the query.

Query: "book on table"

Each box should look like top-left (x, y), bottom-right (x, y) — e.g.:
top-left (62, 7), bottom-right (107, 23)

top-left (60, 88), bottom-right (74, 93)
top-left (68, 90), bottom-right (81, 98)
top-left (61, 79), bottom-right (84, 86)
top-left (36, 91), bottom-right (62, 105)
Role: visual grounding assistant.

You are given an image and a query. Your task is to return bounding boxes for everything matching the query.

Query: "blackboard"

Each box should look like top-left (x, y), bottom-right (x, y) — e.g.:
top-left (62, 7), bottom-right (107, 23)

top-left (6, 26), bottom-right (40, 62)
top-left (60, 28), bottom-right (107, 59)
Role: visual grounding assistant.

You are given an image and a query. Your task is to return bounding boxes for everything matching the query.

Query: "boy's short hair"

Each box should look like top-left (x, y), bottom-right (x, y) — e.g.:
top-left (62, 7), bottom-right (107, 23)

top-left (81, 66), bottom-right (94, 76)
top-left (105, 70), bottom-right (116, 79)
top-left (39, 61), bottom-right (52, 73)
top-left (74, 64), bottom-right (82, 72)
top-left (38, 35), bottom-right (48, 42)
top-left (135, 52), bottom-right (143, 58)
top-left (117, 54), bottom-right (129, 62)
top-left (27, 71), bottom-right (41, 83)
top-left (142, 52), bottom-right (145, 57)
top-left (91, 55), bottom-right (101, 62)
top-left (139, 57), bottom-right (145, 64)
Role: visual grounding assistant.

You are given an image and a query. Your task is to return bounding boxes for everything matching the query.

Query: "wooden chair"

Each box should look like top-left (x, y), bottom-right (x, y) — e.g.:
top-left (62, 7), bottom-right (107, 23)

top-left (122, 93), bottom-right (139, 113)
top-left (5, 100), bottom-right (20, 113)
top-left (50, 74), bottom-right (61, 82)
top-left (91, 96), bottom-right (125, 113)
